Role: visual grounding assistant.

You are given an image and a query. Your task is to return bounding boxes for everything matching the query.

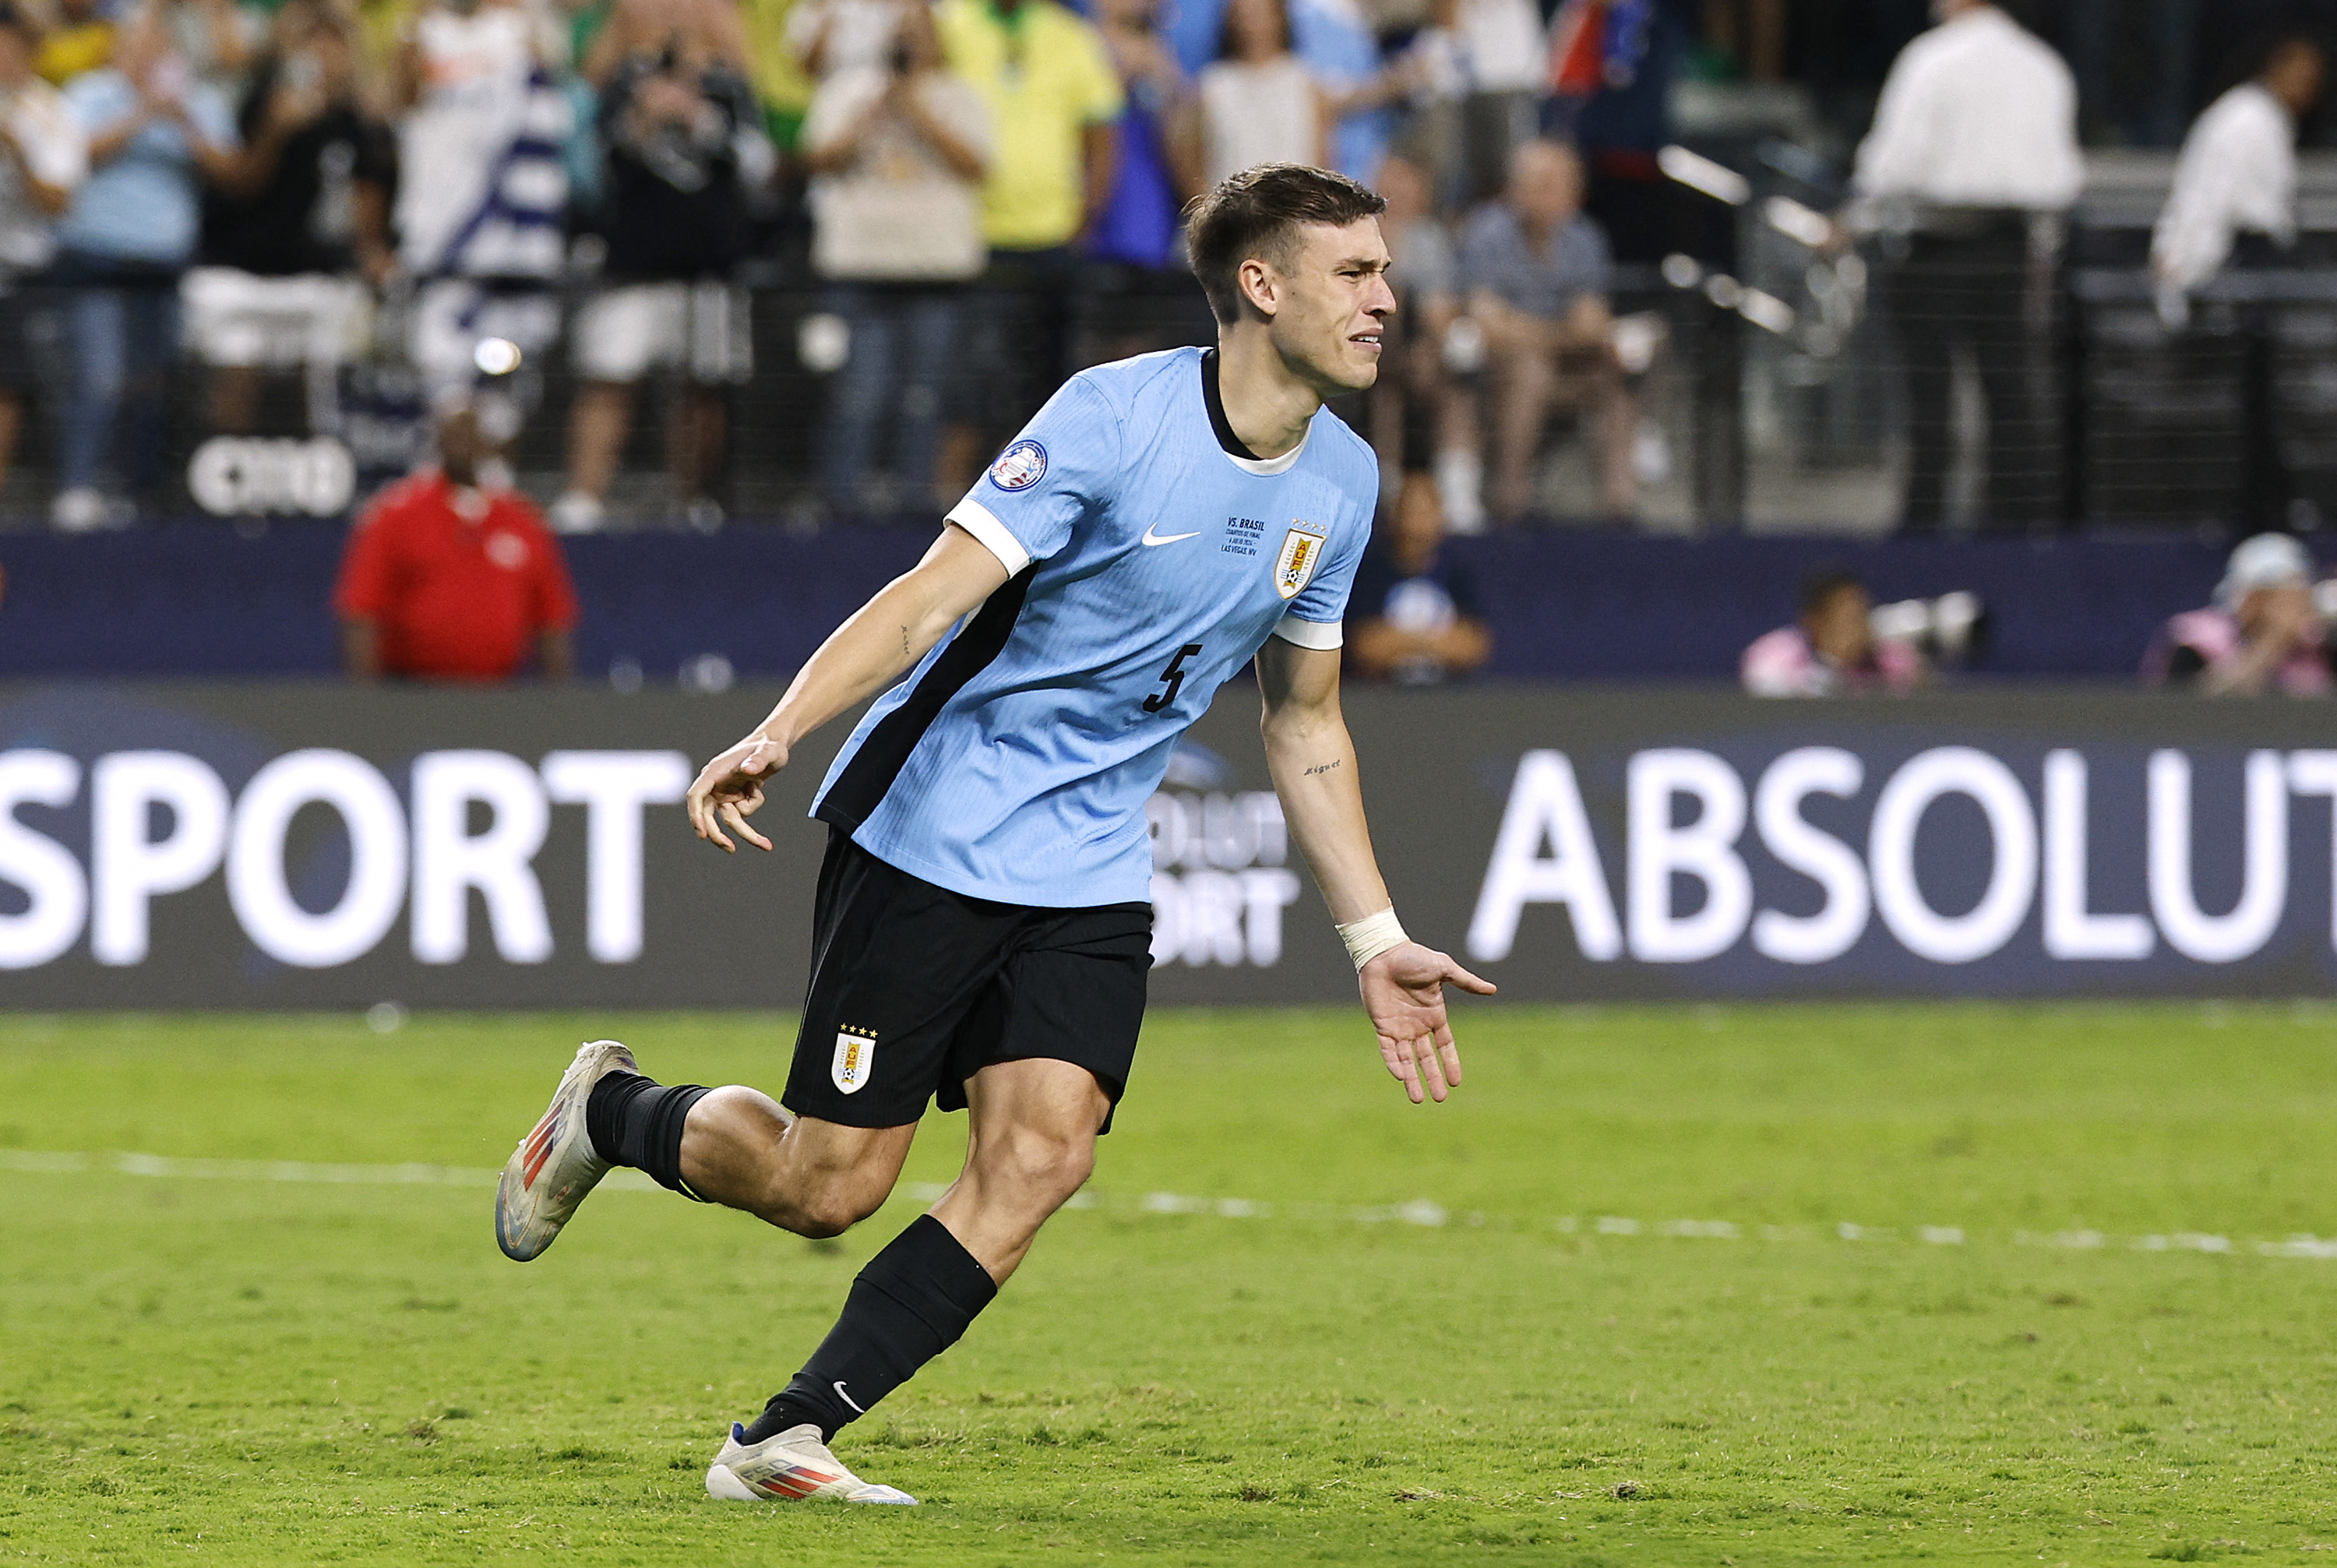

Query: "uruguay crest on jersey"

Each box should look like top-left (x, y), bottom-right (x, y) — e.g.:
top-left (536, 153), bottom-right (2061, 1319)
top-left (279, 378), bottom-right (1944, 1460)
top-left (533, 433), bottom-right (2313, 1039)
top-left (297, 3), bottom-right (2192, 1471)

top-left (1274, 523), bottom-right (1328, 600)
top-left (831, 1028), bottom-right (877, 1094)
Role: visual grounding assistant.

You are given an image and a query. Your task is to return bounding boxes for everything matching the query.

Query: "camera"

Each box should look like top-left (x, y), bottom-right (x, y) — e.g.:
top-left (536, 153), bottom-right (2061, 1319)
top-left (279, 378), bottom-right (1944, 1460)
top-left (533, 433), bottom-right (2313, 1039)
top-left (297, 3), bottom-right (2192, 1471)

top-left (1870, 590), bottom-right (1987, 667)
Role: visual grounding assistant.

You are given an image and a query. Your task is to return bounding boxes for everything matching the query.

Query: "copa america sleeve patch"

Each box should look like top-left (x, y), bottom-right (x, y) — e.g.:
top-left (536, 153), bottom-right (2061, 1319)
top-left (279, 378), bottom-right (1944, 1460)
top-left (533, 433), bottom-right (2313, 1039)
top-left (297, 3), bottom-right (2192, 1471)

top-left (989, 440), bottom-right (1048, 491)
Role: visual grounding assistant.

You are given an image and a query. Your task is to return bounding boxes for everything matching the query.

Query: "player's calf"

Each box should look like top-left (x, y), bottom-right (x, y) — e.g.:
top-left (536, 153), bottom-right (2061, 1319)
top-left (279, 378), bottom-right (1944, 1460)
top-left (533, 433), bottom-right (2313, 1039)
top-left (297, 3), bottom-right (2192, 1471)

top-left (675, 1087), bottom-right (915, 1238)
top-left (932, 1056), bottom-right (1112, 1277)
top-left (932, 1122), bottom-right (1096, 1274)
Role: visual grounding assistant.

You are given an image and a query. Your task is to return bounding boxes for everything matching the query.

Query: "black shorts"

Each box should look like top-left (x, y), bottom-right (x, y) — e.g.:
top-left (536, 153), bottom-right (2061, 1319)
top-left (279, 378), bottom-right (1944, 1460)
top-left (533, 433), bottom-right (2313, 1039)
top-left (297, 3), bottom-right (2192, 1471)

top-left (782, 829), bottom-right (1153, 1133)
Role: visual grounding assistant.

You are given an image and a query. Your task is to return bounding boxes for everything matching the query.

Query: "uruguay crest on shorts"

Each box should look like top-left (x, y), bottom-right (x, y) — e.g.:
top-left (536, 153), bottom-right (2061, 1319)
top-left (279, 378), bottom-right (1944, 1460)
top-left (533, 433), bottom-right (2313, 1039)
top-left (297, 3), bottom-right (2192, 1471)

top-left (1274, 523), bottom-right (1328, 601)
top-left (832, 1028), bottom-right (877, 1094)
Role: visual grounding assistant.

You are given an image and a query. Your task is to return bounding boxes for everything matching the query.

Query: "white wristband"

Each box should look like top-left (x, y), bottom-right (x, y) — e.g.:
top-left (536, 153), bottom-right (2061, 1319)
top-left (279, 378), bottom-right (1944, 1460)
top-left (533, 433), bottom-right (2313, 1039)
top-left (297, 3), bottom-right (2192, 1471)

top-left (1338, 907), bottom-right (1408, 971)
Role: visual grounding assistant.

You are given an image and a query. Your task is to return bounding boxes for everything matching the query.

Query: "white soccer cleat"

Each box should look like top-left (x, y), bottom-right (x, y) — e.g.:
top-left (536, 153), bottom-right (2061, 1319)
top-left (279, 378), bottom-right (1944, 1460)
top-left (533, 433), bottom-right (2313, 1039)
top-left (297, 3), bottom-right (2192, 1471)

top-left (494, 1039), bottom-right (637, 1262)
top-left (704, 1422), bottom-right (918, 1505)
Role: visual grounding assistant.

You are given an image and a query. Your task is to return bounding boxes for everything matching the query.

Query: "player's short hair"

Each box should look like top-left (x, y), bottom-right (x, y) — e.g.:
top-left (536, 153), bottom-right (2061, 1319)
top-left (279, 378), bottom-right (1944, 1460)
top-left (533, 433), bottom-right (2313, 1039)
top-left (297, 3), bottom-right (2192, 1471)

top-left (1798, 568), bottom-right (1866, 620)
top-left (1183, 164), bottom-right (1388, 325)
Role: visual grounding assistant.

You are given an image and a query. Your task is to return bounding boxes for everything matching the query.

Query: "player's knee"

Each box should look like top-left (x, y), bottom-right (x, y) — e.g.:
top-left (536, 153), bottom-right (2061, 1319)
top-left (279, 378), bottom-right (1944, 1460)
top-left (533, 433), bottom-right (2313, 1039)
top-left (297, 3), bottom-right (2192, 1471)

top-left (983, 1128), bottom-right (1094, 1209)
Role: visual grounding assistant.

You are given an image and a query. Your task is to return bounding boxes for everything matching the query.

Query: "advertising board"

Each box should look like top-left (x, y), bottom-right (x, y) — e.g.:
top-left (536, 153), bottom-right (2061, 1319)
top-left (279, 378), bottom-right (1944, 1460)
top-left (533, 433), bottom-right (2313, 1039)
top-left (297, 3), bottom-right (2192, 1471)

top-left (3, 683), bottom-right (2334, 1007)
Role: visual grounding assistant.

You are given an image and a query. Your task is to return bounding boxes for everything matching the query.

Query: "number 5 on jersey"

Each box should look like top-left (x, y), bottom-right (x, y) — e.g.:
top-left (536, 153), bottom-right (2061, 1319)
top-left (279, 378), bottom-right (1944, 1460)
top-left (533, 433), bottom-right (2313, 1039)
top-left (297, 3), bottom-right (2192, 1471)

top-left (1144, 643), bottom-right (1204, 714)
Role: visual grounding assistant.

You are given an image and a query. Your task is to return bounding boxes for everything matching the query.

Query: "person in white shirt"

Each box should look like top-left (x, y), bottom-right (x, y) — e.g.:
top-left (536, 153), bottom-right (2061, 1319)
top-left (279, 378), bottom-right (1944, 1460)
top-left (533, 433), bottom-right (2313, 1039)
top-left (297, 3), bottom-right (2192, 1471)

top-left (2152, 37), bottom-right (2325, 307)
top-left (391, 0), bottom-right (571, 428)
top-left (803, 0), bottom-right (990, 513)
top-left (1851, 0), bottom-right (2080, 533)
top-left (1173, 0), bottom-right (1323, 195)
top-left (787, 0), bottom-right (907, 79)
top-left (2151, 36), bottom-right (2325, 528)
top-left (1852, 0), bottom-right (2081, 219)
top-left (0, 1), bottom-right (86, 502)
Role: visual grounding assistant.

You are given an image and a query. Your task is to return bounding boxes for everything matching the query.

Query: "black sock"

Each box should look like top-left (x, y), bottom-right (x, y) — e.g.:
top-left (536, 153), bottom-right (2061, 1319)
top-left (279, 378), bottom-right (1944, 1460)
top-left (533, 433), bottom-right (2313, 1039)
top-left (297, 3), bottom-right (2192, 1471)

top-left (739, 1215), bottom-right (998, 1444)
top-left (583, 1072), bottom-right (711, 1197)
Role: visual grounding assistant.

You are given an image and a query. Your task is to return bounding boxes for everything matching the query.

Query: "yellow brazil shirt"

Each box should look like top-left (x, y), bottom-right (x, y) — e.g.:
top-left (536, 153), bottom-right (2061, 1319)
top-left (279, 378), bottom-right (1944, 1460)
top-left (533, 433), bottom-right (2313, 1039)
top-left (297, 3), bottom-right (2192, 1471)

top-left (936, 0), bottom-right (1123, 252)
top-left (738, 0), bottom-right (815, 138)
top-left (36, 20), bottom-right (115, 86)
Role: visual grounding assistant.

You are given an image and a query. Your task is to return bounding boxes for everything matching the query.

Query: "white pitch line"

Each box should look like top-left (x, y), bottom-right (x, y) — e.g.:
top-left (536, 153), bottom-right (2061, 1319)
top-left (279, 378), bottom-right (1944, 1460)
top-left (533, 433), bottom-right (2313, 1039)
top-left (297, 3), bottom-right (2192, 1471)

top-left (0, 1147), bottom-right (661, 1190)
top-left (3, 1148), bottom-right (2332, 1260)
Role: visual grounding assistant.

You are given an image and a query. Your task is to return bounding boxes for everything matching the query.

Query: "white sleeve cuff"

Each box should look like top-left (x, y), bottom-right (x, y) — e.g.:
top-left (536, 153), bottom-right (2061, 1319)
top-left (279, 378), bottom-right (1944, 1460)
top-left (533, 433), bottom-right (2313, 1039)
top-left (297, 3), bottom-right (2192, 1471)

top-left (1271, 613), bottom-right (1345, 650)
top-left (945, 499), bottom-right (1032, 576)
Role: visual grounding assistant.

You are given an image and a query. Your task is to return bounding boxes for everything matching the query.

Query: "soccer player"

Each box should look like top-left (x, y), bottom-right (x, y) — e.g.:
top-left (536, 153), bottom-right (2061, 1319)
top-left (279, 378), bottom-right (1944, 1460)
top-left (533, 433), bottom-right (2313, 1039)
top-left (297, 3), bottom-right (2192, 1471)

top-left (493, 161), bottom-right (1495, 1506)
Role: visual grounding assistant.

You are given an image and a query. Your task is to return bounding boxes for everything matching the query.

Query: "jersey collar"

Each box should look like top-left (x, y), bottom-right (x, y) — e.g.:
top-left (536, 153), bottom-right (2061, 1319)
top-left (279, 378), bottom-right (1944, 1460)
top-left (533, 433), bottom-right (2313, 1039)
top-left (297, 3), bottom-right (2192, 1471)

top-left (1200, 348), bottom-right (1309, 477)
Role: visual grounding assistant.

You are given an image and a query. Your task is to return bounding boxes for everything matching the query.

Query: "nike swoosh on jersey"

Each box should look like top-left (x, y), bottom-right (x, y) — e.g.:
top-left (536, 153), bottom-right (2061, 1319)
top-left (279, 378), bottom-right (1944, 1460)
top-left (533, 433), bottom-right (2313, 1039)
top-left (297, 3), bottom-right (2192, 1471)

top-left (1140, 524), bottom-right (1202, 546)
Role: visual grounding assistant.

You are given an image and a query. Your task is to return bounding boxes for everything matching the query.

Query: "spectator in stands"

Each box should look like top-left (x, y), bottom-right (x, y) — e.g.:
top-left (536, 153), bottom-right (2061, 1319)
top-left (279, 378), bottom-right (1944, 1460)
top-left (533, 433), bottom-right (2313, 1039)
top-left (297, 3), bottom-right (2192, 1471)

top-left (1408, 0), bottom-right (1546, 210)
top-left (583, 0), bottom-right (753, 84)
top-left (1449, 137), bottom-right (1632, 525)
top-left (2143, 532), bottom-right (2332, 698)
top-left (2153, 37), bottom-right (2323, 310)
top-left (393, 0), bottom-right (570, 428)
top-left (160, 0), bottom-right (253, 88)
top-left (1742, 569), bottom-right (1923, 698)
top-left (36, 0), bottom-right (114, 86)
top-left (1084, 0), bottom-right (1211, 366)
top-left (51, 5), bottom-right (241, 530)
top-left (803, 0), bottom-right (988, 513)
top-left (1288, 0), bottom-right (1399, 186)
top-left (555, 2), bottom-right (769, 533)
top-left (938, 0), bottom-right (1119, 433)
top-left (1546, 0), bottom-right (1690, 266)
top-left (1849, 0), bottom-right (2080, 533)
top-left (738, 0), bottom-right (809, 153)
top-left (186, 0), bottom-right (393, 438)
top-left (785, 0), bottom-right (902, 79)
top-left (0, 2), bottom-right (85, 502)
top-left (1086, 0), bottom-right (1183, 273)
top-left (1366, 152), bottom-right (1458, 505)
top-left (2152, 36), bottom-right (2325, 529)
top-left (336, 403), bottom-right (578, 682)
top-left (1347, 470), bottom-right (1490, 684)
top-left (1173, 0), bottom-right (1320, 196)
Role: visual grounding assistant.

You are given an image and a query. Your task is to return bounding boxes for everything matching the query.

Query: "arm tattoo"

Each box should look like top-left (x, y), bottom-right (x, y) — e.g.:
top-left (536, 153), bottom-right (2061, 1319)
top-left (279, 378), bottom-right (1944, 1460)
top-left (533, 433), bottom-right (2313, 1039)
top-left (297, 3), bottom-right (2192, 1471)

top-left (901, 625), bottom-right (914, 660)
top-left (1302, 759), bottom-right (1342, 777)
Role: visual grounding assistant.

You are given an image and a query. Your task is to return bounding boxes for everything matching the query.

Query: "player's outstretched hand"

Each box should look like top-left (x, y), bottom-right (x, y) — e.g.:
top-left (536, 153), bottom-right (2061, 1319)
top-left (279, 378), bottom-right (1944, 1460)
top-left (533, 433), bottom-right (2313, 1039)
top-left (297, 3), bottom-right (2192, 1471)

top-left (1359, 942), bottom-right (1496, 1105)
top-left (687, 733), bottom-right (790, 853)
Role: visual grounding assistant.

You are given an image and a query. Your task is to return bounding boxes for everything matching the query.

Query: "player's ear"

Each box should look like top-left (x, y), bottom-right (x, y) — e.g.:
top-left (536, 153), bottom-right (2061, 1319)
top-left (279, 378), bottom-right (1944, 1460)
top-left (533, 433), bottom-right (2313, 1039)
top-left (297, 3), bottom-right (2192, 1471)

top-left (1236, 256), bottom-right (1279, 319)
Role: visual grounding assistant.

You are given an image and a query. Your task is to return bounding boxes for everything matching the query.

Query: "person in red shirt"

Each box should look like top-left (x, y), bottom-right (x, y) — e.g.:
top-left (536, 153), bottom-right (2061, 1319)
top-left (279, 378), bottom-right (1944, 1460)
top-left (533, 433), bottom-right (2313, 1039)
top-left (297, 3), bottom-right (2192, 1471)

top-left (335, 407), bottom-right (580, 682)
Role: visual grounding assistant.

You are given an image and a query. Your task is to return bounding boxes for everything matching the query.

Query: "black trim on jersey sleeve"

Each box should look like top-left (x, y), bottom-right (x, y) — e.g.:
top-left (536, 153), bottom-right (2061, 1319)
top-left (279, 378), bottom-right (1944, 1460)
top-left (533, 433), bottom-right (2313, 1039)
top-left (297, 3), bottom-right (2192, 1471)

top-left (816, 563), bottom-right (1041, 833)
top-left (1200, 349), bottom-right (1263, 461)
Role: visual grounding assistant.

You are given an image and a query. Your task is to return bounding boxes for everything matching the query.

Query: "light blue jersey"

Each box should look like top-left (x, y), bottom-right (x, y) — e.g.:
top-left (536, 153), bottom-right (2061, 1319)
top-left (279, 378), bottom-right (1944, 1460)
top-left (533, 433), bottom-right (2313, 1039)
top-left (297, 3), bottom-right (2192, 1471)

top-left (811, 346), bottom-right (1378, 907)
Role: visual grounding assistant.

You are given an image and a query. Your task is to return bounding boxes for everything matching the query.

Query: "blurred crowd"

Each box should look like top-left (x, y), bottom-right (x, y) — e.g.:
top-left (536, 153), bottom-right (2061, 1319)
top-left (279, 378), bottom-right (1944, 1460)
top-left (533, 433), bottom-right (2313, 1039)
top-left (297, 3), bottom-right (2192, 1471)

top-left (0, 0), bottom-right (2332, 545)
top-left (0, 0), bottom-right (1683, 535)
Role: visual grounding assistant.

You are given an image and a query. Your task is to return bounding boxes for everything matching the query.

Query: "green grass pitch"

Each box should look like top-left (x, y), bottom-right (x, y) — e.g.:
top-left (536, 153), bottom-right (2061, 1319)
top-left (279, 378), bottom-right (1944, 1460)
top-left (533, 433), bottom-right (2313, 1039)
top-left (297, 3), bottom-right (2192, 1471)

top-left (7, 1003), bottom-right (2337, 1565)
